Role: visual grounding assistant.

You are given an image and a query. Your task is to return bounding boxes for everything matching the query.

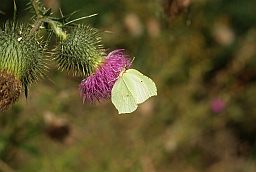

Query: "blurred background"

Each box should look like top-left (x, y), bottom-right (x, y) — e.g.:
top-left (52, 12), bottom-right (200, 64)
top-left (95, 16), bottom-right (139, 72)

top-left (1, 0), bottom-right (256, 171)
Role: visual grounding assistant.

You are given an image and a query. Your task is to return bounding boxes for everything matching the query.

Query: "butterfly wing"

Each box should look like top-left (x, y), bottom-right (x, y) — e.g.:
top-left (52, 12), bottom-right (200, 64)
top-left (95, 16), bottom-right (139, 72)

top-left (111, 76), bottom-right (138, 114)
top-left (123, 69), bottom-right (157, 104)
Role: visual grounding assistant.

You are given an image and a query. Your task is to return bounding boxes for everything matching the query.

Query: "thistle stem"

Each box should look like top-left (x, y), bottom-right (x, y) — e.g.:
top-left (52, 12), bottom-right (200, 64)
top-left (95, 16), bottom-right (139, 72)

top-left (31, 0), bottom-right (40, 17)
top-left (29, 0), bottom-right (43, 36)
top-left (29, 18), bottom-right (44, 35)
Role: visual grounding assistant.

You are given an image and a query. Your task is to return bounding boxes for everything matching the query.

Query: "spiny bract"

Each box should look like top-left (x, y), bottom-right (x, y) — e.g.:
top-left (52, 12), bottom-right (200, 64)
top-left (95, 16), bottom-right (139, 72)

top-left (54, 25), bottom-right (105, 76)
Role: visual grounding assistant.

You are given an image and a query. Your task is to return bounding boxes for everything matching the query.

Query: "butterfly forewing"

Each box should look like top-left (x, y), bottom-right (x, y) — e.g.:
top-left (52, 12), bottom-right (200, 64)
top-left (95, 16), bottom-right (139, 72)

top-left (123, 69), bottom-right (157, 104)
top-left (111, 77), bottom-right (137, 114)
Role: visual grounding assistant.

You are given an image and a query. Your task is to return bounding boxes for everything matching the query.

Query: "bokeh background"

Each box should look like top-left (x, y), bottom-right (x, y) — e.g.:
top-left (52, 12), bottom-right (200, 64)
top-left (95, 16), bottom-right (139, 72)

top-left (1, 0), bottom-right (256, 171)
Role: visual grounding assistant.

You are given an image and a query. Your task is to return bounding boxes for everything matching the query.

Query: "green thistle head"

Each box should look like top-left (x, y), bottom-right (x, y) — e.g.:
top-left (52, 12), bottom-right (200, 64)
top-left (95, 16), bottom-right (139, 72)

top-left (0, 24), bottom-right (47, 110)
top-left (54, 25), bottom-right (105, 76)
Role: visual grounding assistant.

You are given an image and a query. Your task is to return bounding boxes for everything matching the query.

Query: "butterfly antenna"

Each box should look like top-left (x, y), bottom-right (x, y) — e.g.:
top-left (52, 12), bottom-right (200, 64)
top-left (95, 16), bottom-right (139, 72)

top-left (131, 56), bottom-right (135, 64)
top-left (126, 56), bottom-right (135, 69)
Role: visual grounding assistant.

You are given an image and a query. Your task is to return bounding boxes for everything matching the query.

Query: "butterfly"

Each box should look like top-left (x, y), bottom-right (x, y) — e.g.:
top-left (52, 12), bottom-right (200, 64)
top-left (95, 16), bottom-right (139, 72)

top-left (111, 69), bottom-right (157, 114)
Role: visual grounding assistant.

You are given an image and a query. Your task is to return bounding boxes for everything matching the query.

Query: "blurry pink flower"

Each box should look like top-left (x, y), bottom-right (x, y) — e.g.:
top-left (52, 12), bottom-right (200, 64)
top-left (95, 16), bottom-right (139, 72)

top-left (210, 98), bottom-right (225, 113)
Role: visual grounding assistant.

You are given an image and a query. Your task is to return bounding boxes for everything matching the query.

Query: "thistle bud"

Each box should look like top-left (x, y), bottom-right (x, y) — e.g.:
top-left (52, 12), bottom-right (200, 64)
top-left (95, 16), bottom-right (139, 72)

top-left (54, 25), bottom-right (105, 76)
top-left (0, 24), bottom-right (46, 111)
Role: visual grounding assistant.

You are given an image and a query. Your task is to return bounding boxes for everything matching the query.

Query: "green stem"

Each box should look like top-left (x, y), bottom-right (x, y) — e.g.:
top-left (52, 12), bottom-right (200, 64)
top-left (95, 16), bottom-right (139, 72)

top-left (29, 18), bottom-right (44, 36)
top-left (46, 18), bottom-right (67, 40)
top-left (31, 0), bottom-right (40, 17)
top-left (29, 0), bottom-right (43, 36)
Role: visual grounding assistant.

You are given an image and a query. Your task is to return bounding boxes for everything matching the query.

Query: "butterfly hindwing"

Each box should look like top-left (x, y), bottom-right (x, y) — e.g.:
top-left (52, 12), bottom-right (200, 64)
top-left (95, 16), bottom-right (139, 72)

top-left (111, 76), bottom-right (137, 114)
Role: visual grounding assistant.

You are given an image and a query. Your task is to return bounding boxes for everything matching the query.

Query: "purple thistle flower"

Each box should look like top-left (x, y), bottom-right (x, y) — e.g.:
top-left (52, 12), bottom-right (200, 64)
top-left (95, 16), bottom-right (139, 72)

top-left (79, 49), bottom-right (131, 102)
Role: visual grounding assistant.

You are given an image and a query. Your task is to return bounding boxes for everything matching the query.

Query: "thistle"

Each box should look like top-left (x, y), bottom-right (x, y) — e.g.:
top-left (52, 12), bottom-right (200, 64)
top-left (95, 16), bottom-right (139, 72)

top-left (210, 98), bottom-right (225, 113)
top-left (79, 49), bottom-right (131, 102)
top-left (0, 24), bottom-right (46, 111)
top-left (54, 25), bottom-right (105, 76)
